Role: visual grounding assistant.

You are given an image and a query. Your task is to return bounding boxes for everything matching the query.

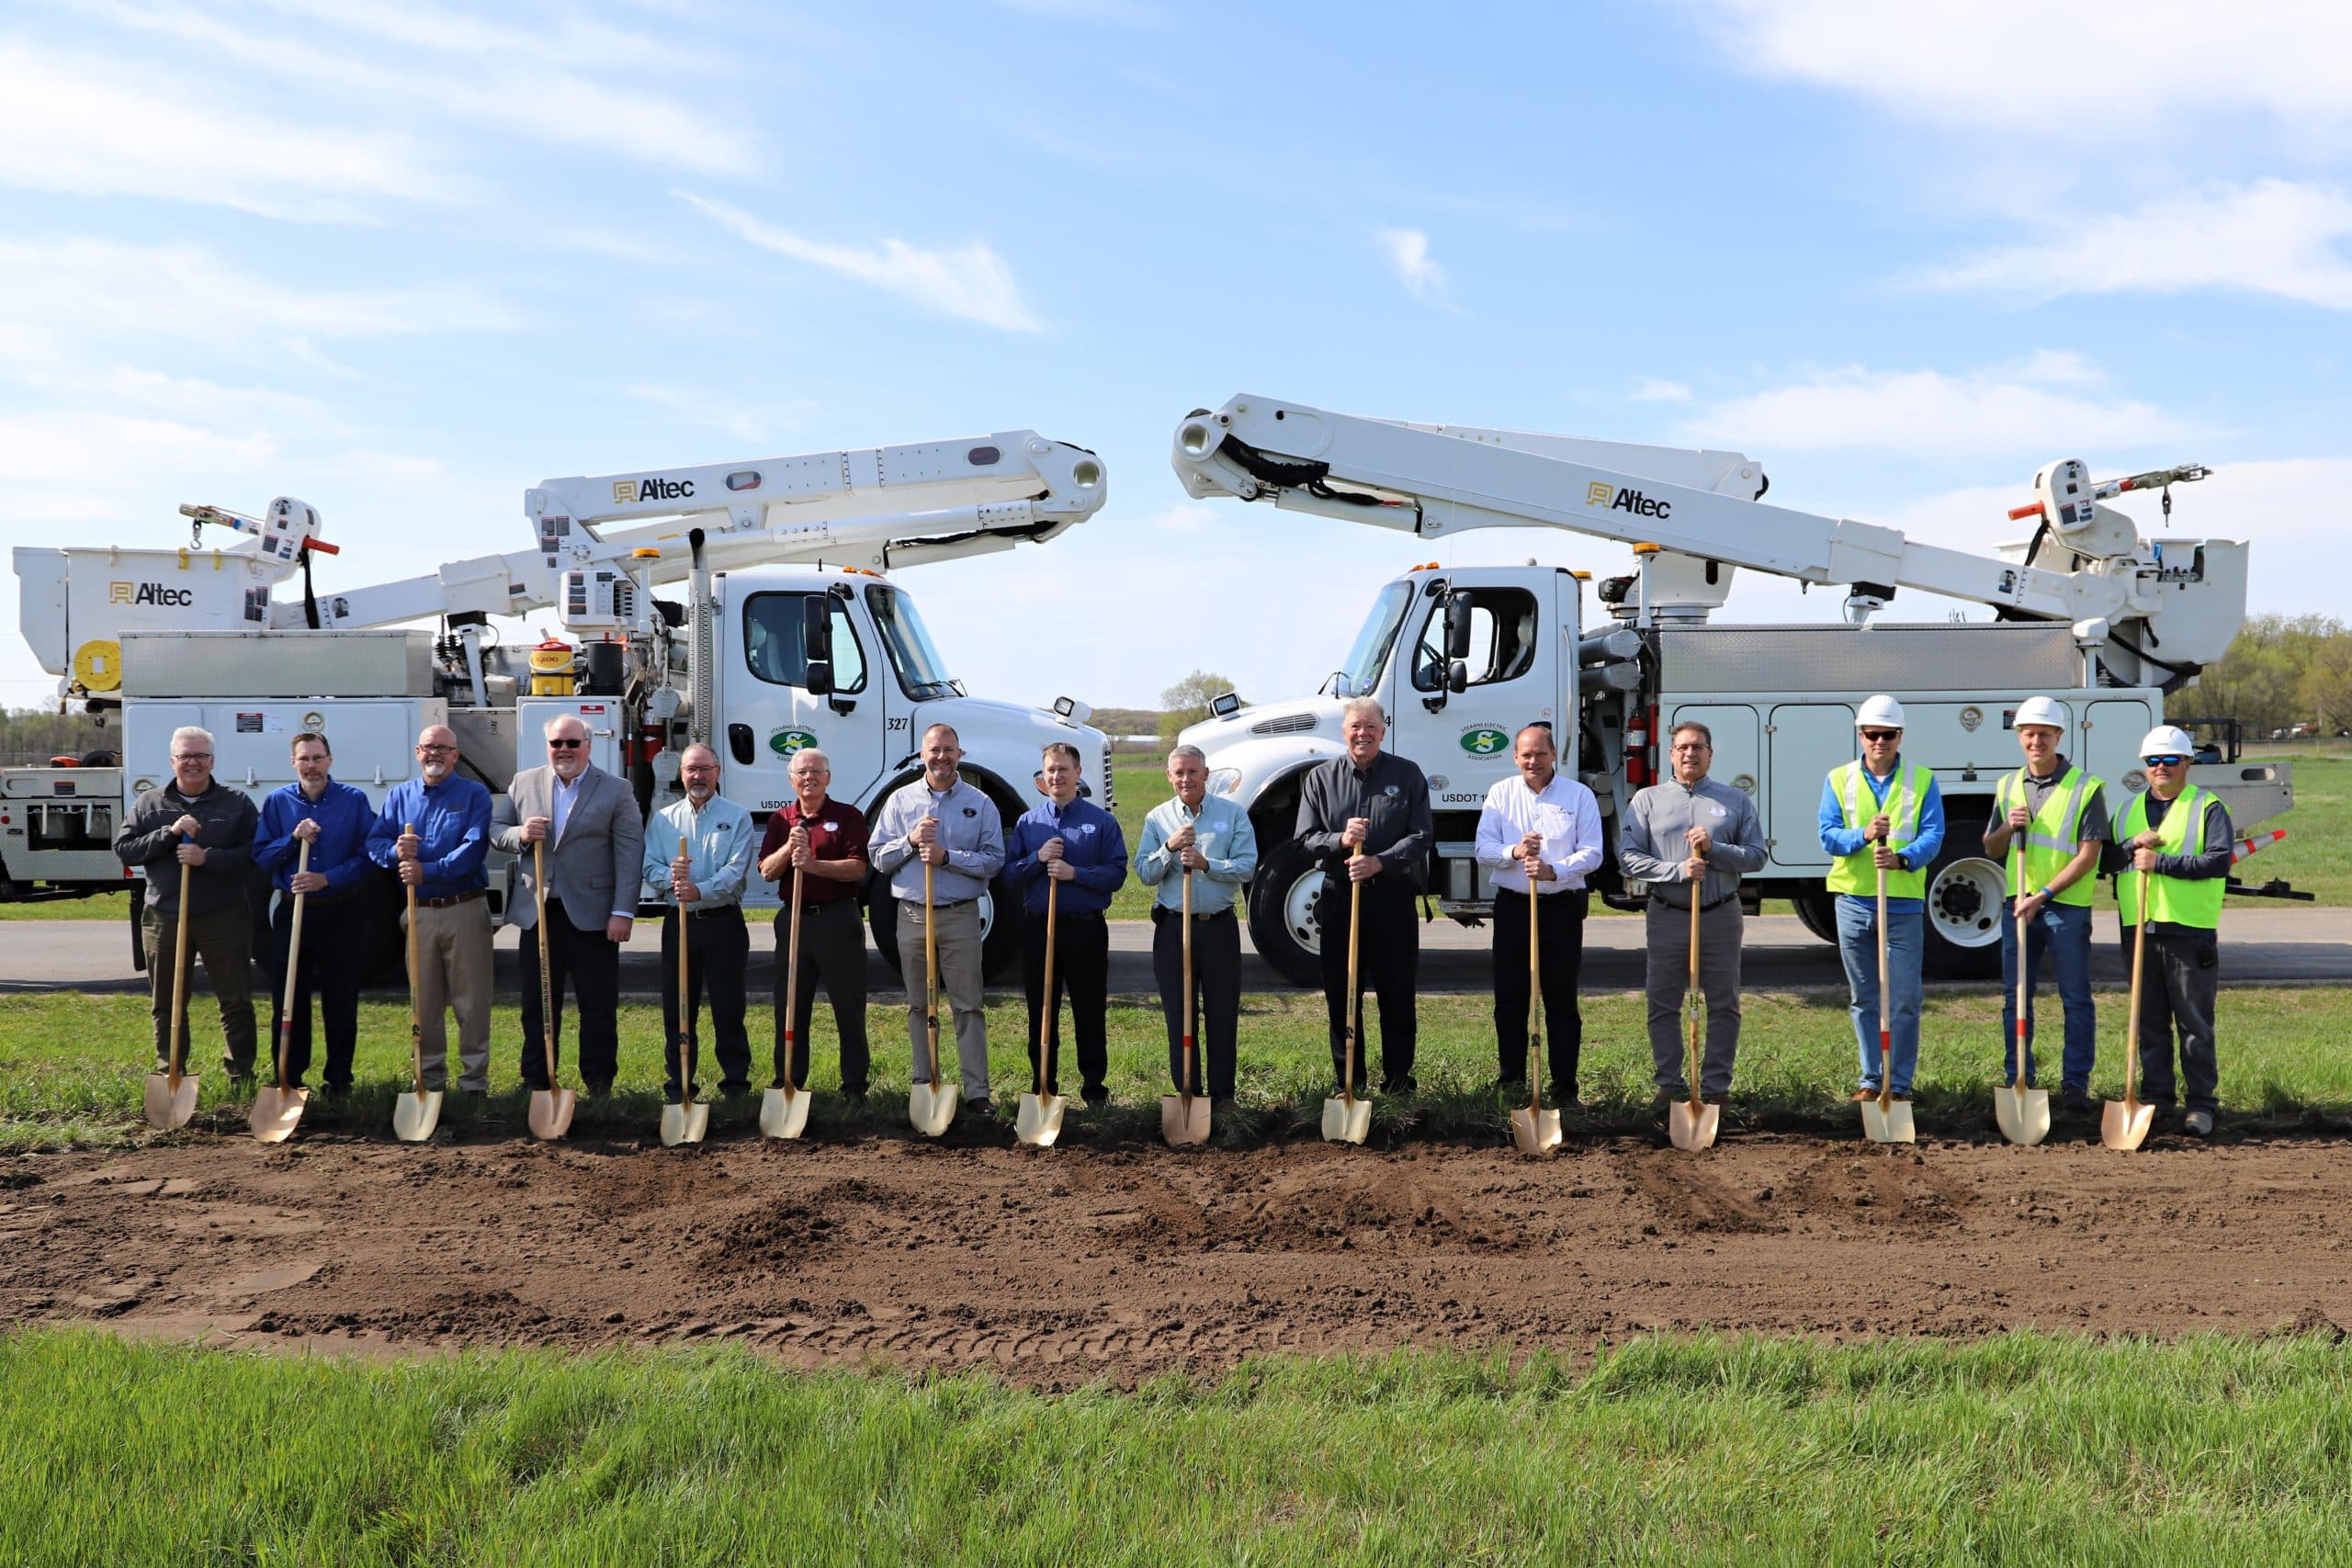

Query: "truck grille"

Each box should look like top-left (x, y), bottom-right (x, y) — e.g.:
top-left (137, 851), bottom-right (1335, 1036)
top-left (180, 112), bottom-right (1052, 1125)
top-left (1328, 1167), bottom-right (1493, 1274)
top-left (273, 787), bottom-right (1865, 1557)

top-left (1100, 762), bottom-right (1115, 810)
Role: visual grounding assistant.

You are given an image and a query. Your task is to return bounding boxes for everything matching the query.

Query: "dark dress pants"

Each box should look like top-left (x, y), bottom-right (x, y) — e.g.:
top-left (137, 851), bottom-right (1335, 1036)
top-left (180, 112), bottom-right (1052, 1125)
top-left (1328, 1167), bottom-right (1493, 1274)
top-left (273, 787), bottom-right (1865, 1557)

top-left (661, 907), bottom-right (752, 1097)
top-left (517, 898), bottom-right (622, 1090)
top-left (268, 892), bottom-right (363, 1089)
top-left (1153, 907), bottom-right (1240, 1099)
top-left (1491, 886), bottom-right (1588, 1100)
top-left (1319, 877), bottom-right (1419, 1089)
top-left (775, 899), bottom-right (870, 1093)
top-left (1023, 907), bottom-right (1109, 1095)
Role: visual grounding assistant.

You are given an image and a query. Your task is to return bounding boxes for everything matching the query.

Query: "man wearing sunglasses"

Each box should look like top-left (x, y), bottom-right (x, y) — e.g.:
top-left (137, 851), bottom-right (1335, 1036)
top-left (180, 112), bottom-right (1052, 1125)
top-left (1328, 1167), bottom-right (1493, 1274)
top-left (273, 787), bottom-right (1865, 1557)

top-left (493, 714), bottom-right (645, 1097)
top-left (1980, 696), bottom-right (2108, 1118)
top-left (1817, 695), bottom-right (1944, 1104)
top-left (2110, 724), bottom-right (2232, 1139)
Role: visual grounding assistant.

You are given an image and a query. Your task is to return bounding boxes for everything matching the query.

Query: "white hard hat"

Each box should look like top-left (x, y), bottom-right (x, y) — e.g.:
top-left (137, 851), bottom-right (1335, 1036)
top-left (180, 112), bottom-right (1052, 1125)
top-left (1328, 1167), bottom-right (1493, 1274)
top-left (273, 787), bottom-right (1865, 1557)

top-left (1856, 694), bottom-right (1906, 729)
top-left (2139, 724), bottom-right (2195, 758)
top-left (2013, 695), bottom-right (2068, 731)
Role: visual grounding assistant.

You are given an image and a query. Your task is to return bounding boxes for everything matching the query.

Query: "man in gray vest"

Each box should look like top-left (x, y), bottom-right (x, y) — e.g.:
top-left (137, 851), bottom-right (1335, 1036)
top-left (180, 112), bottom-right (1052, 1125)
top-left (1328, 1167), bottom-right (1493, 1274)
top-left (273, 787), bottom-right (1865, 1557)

top-left (1621, 720), bottom-right (1768, 1103)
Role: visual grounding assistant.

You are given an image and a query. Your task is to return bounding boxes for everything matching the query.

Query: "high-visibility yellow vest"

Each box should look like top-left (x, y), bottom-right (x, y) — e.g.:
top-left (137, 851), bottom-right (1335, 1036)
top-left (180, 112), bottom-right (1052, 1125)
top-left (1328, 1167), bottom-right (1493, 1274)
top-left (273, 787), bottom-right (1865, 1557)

top-left (1826, 761), bottom-right (1931, 899)
top-left (2117, 786), bottom-right (2224, 930)
top-left (1994, 764), bottom-right (2104, 908)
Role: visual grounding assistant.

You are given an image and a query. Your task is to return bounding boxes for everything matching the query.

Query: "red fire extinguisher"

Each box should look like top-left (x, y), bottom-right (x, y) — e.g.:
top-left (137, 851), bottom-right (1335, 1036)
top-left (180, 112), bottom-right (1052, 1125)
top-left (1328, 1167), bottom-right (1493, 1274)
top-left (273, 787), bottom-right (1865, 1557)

top-left (1625, 704), bottom-right (1652, 786)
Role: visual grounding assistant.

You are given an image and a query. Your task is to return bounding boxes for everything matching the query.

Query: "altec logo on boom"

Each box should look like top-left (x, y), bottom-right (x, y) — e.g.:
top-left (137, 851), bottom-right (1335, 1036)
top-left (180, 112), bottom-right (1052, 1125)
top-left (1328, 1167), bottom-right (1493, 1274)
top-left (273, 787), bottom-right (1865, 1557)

top-left (108, 581), bottom-right (194, 606)
top-left (1585, 481), bottom-right (1672, 520)
top-left (613, 477), bottom-right (696, 504)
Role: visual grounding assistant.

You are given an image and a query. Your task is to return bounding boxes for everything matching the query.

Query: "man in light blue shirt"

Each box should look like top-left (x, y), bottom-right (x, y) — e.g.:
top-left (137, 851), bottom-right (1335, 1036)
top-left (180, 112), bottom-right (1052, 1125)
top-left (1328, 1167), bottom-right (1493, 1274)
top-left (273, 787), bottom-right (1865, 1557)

top-left (641, 744), bottom-right (757, 1099)
top-left (870, 724), bottom-right (1007, 1111)
top-left (1136, 744), bottom-right (1260, 1105)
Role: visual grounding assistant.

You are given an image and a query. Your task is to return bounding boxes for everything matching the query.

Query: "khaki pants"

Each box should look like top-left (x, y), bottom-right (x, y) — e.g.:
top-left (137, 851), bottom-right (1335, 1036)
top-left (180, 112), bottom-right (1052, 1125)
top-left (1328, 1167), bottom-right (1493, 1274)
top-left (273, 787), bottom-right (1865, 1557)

top-left (408, 897), bottom-right (494, 1091)
top-left (899, 898), bottom-right (989, 1100)
top-left (142, 903), bottom-right (257, 1077)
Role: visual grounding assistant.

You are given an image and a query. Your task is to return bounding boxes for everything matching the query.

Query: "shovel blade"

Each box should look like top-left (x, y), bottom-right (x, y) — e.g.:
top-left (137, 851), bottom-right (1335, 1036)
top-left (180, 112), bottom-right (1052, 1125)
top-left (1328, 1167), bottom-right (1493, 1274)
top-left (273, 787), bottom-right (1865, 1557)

top-left (527, 1087), bottom-right (575, 1141)
top-left (1321, 1094), bottom-right (1372, 1145)
top-left (1160, 1094), bottom-right (1211, 1147)
top-left (759, 1086), bottom-right (810, 1141)
top-left (143, 1071), bottom-right (198, 1132)
top-left (249, 1085), bottom-right (308, 1144)
top-left (1016, 1092), bottom-right (1067, 1147)
top-left (391, 1088), bottom-right (443, 1144)
top-left (909, 1081), bottom-right (958, 1137)
top-left (1993, 1084), bottom-right (2051, 1147)
top-left (660, 1099), bottom-right (711, 1147)
top-left (1668, 1099), bottom-right (1720, 1153)
top-left (1860, 1098), bottom-right (1916, 1145)
top-left (1508, 1105), bottom-right (1563, 1157)
top-left (2100, 1098), bottom-right (2154, 1152)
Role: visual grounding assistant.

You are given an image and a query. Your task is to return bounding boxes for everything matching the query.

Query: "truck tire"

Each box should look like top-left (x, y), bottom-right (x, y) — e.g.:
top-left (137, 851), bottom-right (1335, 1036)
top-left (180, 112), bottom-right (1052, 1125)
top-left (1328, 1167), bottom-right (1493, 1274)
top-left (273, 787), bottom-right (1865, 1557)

top-left (1791, 887), bottom-right (1838, 945)
top-left (1922, 832), bottom-right (2005, 980)
top-left (865, 872), bottom-right (1023, 985)
top-left (1245, 838), bottom-right (1328, 989)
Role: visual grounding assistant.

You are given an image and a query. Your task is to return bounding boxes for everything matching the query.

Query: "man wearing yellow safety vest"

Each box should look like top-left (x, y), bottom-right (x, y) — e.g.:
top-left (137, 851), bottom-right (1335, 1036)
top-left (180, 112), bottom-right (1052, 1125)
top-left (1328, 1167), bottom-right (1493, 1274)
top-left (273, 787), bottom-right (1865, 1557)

top-left (1980, 696), bottom-right (2108, 1118)
top-left (1817, 695), bottom-right (1945, 1103)
top-left (2109, 724), bottom-right (2232, 1139)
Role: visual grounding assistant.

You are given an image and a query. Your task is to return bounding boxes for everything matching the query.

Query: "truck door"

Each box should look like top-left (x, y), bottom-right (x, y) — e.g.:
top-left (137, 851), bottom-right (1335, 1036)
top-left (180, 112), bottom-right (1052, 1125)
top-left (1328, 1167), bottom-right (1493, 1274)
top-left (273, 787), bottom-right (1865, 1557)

top-left (1767, 703), bottom-right (1855, 868)
top-left (1386, 577), bottom-right (1558, 807)
top-left (723, 586), bottom-right (886, 814)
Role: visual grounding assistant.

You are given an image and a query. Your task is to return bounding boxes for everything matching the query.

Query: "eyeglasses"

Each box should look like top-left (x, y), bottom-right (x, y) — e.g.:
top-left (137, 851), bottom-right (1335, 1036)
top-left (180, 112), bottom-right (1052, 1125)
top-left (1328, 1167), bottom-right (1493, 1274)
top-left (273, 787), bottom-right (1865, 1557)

top-left (1860, 729), bottom-right (1900, 742)
top-left (172, 752), bottom-right (212, 761)
top-left (415, 744), bottom-right (456, 755)
top-left (547, 739), bottom-right (584, 750)
top-left (2143, 755), bottom-right (2187, 768)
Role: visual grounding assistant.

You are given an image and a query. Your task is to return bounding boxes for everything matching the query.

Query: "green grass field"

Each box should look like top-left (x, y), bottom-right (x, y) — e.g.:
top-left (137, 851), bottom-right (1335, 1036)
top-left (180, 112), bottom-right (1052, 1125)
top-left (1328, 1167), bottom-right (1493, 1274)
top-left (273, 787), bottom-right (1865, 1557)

top-left (6, 985), bottom-right (2348, 1155)
top-left (5, 1326), bottom-right (2349, 1564)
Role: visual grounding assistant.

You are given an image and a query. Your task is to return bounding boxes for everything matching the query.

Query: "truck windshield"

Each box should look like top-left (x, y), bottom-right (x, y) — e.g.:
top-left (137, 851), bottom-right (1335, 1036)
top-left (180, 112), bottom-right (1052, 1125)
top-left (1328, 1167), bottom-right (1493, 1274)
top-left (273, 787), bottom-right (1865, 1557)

top-left (1338, 581), bottom-right (1413, 696)
top-left (865, 583), bottom-right (957, 699)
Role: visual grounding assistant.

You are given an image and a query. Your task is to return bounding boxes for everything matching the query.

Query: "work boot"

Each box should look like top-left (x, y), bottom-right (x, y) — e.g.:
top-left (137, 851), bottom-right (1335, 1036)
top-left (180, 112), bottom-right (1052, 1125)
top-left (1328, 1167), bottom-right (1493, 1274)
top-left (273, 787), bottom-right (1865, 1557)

top-left (1380, 1075), bottom-right (1418, 1097)
top-left (2063, 1089), bottom-right (2098, 1118)
top-left (1849, 1088), bottom-right (1880, 1102)
top-left (1081, 1085), bottom-right (1109, 1109)
top-left (2184, 1109), bottom-right (2215, 1138)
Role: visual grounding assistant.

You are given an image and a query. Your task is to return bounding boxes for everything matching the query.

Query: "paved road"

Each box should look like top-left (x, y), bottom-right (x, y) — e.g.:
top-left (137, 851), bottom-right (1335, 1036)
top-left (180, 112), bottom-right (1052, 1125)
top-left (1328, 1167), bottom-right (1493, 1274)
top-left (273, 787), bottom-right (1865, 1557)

top-left (7, 908), bottom-right (2348, 997)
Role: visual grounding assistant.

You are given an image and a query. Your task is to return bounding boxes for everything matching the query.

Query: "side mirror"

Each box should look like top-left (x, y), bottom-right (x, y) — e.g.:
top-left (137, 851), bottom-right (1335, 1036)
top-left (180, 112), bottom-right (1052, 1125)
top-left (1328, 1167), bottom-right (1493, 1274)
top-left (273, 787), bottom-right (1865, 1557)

top-left (1443, 594), bottom-right (1474, 661)
top-left (800, 595), bottom-right (832, 664)
top-left (805, 659), bottom-right (834, 697)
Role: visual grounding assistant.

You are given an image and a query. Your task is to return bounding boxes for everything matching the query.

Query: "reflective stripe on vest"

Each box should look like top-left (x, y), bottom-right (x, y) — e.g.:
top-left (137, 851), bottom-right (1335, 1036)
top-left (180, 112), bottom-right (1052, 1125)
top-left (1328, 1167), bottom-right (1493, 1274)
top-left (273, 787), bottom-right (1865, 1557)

top-left (1826, 761), bottom-right (1930, 899)
top-left (1996, 765), bottom-right (2102, 908)
top-left (2118, 786), bottom-right (2223, 930)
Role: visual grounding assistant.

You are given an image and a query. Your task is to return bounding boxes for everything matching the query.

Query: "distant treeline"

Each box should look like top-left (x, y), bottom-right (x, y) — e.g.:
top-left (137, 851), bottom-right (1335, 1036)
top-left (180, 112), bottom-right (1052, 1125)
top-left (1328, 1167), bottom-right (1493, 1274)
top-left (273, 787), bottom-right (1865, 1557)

top-left (2167, 614), bottom-right (2352, 740)
top-left (0, 707), bottom-right (116, 767)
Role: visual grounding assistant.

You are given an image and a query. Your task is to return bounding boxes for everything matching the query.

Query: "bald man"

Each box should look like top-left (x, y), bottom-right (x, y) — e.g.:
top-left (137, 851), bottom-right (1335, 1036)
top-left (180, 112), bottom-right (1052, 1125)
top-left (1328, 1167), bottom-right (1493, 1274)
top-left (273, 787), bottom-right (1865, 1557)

top-left (642, 744), bottom-right (756, 1100)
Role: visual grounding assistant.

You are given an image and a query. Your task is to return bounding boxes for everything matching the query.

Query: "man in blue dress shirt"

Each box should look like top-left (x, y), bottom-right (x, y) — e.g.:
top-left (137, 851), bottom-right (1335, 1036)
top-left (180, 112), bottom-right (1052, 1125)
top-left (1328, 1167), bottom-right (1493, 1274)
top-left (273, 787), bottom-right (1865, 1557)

top-left (367, 723), bottom-right (494, 1095)
top-left (1006, 741), bottom-right (1127, 1106)
top-left (254, 731), bottom-right (376, 1096)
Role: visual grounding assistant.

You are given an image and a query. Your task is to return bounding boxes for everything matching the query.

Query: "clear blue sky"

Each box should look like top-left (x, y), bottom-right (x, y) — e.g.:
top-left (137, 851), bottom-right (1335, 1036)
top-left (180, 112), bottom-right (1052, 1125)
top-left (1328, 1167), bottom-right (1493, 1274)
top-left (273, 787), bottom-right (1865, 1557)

top-left (3, 0), bottom-right (2346, 711)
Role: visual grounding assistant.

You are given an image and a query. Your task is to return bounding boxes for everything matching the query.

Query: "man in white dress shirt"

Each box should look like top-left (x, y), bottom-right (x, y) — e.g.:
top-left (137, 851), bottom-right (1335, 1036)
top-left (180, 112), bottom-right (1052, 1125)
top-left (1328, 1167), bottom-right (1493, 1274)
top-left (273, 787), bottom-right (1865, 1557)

top-left (1474, 723), bottom-right (1603, 1101)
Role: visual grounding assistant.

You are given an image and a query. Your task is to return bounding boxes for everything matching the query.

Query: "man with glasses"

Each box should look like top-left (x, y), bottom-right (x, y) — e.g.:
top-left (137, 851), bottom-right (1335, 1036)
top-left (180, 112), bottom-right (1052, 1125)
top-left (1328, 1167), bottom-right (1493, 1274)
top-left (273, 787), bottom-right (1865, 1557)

top-left (1818, 695), bottom-right (1944, 1105)
top-left (368, 725), bottom-right (495, 1094)
top-left (114, 725), bottom-right (261, 1085)
top-left (493, 715), bottom-right (644, 1096)
top-left (1981, 696), bottom-right (2108, 1118)
top-left (2110, 725), bottom-right (2233, 1139)
top-left (255, 732), bottom-right (373, 1098)
top-left (1621, 720), bottom-right (1768, 1106)
top-left (758, 748), bottom-right (872, 1100)
top-left (642, 743), bottom-right (756, 1100)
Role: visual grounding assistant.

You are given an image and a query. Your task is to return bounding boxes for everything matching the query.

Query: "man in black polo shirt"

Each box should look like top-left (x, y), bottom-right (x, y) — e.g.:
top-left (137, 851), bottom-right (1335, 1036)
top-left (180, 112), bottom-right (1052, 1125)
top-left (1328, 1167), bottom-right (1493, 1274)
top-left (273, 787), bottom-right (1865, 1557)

top-left (758, 747), bottom-right (873, 1099)
top-left (1296, 697), bottom-right (1433, 1095)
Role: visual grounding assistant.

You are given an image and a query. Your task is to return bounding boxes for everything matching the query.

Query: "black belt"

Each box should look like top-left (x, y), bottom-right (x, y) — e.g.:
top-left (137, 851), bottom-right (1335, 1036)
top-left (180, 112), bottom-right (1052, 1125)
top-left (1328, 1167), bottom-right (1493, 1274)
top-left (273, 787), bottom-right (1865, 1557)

top-left (1152, 906), bottom-right (1235, 923)
top-left (416, 887), bottom-right (485, 908)
top-left (909, 897), bottom-right (974, 912)
top-left (787, 899), bottom-right (854, 915)
top-left (292, 888), bottom-right (355, 908)
top-left (674, 904), bottom-right (743, 919)
top-left (1658, 894), bottom-right (1737, 913)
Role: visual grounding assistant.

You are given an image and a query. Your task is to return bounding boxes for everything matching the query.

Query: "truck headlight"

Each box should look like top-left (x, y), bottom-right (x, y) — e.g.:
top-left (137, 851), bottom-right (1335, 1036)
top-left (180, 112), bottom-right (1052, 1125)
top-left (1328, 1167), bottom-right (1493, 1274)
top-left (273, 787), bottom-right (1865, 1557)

top-left (1207, 768), bottom-right (1242, 796)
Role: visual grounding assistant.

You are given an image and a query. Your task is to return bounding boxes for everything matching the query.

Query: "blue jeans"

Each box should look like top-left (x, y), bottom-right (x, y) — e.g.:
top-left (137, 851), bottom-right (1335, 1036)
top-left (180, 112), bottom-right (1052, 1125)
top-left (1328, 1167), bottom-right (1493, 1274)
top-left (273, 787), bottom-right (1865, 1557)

top-left (1999, 900), bottom-right (2096, 1092)
top-left (1837, 896), bottom-right (1923, 1095)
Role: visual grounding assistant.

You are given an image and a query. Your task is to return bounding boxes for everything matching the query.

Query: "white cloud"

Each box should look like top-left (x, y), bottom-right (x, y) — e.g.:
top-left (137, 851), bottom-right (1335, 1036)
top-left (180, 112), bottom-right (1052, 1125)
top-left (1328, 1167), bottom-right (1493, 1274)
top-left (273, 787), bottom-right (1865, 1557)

top-left (1629, 378), bottom-right (1692, 403)
top-left (1377, 227), bottom-right (1456, 310)
top-left (77, 0), bottom-right (759, 178)
top-left (1689, 0), bottom-right (2352, 139)
top-left (1917, 180), bottom-right (2352, 310)
top-left (0, 240), bottom-right (516, 360)
top-left (1675, 354), bottom-right (2199, 457)
top-left (0, 38), bottom-right (458, 219)
top-left (622, 384), bottom-right (819, 446)
top-left (681, 194), bottom-right (1044, 333)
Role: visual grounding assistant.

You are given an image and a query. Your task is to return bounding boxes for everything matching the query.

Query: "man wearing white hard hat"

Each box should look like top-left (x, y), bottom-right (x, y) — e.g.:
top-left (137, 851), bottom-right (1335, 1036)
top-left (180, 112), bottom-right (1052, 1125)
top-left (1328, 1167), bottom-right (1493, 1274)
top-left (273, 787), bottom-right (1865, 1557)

top-left (2109, 724), bottom-right (2231, 1138)
top-left (1817, 695), bottom-right (1944, 1103)
top-left (1980, 696), bottom-right (2109, 1118)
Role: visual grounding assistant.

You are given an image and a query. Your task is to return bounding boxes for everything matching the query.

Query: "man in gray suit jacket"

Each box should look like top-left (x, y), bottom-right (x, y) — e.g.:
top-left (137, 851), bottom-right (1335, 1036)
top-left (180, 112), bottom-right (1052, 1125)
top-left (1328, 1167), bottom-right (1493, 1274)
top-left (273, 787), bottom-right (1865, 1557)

top-left (492, 713), bottom-right (645, 1093)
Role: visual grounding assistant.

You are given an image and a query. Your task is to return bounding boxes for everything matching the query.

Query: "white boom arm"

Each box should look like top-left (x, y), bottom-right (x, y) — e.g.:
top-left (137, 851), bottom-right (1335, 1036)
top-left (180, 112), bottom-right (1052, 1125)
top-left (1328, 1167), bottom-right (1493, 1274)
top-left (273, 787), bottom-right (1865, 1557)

top-left (1172, 395), bottom-right (2239, 671)
top-left (271, 432), bottom-right (1106, 630)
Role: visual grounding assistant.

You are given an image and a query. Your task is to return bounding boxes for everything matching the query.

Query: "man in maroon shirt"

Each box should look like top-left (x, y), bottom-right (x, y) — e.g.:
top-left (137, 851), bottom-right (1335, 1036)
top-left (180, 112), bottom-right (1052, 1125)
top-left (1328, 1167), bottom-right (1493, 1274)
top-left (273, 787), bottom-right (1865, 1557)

top-left (757, 748), bottom-right (872, 1099)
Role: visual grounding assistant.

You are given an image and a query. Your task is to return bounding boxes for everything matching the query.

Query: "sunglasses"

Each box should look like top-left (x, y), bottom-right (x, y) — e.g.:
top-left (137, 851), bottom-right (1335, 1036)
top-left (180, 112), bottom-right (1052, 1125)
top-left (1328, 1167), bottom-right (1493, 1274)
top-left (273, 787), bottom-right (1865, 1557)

top-left (548, 739), bottom-right (584, 750)
top-left (2143, 755), bottom-right (2187, 768)
top-left (1859, 729), bottom-right (1900, 742)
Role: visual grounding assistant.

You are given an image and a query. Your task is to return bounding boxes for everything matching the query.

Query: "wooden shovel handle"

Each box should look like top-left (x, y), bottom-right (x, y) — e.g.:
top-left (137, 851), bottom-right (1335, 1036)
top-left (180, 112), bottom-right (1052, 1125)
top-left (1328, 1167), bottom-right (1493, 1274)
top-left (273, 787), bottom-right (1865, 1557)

top-left (404, 825), bottom-right (424, 1096)
top-left (168, 834), bottom-right (195, 1082)
top-left (1037, 876), bottom-right (1057, 1095)
top-left (2124, 871), bottom-right (2148, 1110)
top-left (276, 839), bottom-right (311, 1090)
